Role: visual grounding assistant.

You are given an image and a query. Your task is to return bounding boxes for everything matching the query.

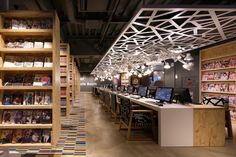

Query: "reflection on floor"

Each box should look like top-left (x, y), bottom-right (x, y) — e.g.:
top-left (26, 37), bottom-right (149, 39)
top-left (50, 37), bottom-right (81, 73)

top-left (86, 93), bottom-right (236, 157)
top-left (8, 98), bottom-right (86, 157)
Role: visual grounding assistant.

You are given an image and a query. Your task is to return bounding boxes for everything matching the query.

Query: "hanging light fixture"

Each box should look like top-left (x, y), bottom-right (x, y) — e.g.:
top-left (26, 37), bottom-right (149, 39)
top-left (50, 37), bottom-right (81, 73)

top-left (164, 62), bottom-right (171, 69)
top-left (184, 53), bottom-right (194, 61)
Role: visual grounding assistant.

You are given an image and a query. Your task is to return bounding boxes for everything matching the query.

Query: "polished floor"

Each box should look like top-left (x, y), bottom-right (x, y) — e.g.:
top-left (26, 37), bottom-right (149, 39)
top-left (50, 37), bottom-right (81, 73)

top-left (85, 92), bottom-right (236, 157)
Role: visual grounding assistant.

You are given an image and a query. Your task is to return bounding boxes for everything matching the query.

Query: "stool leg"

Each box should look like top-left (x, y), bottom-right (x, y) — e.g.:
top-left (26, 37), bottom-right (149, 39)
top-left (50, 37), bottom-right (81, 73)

top-left (127, 112), bottom-right (133, 140)
top-left (226, 110), bottom-right (233, 138)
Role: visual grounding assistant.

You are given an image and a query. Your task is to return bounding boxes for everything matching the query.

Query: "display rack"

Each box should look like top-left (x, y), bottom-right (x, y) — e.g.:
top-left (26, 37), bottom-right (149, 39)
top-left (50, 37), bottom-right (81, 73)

top-left (60, 43), bottom-right (70, 117)
top-left (200, 41), bottom-right (236, 123)
top-left (69, 56), bottom-right (75, 106)
top-left (74, 62), bottom-right (80, 97)
top-left (0, 11), bottom-right (61, 147)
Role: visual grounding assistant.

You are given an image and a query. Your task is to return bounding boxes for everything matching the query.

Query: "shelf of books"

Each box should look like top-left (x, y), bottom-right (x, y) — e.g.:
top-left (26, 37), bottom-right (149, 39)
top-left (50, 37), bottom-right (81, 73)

top-left (60, 43), bottom-right (70, 117)
top-left (0, 11), bottom-right (61, 148)
top-left (200, 40), bottom-right (236, 123)
top-left (74, 62), bottom-right (80, 97)
top-left (69, 56), bottom-right (75, 107)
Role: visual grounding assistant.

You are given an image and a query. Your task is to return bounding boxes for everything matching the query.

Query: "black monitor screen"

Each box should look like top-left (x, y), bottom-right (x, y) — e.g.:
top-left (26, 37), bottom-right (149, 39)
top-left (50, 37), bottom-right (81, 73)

top-left (155, 87), bottom-right (173, 103)
top-left (127, 86), bottom-right (133, 94)
top-left (138, 86), bottom-right (148, 97)
top-left (173, 88), bottom-right (192, 104)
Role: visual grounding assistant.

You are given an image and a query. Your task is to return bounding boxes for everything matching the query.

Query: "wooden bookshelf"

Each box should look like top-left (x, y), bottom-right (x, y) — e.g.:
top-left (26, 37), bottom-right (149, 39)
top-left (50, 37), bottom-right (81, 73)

top-left (200, 40), bottom-right (236, 123)
top-left (0, 11), bottom-right (61, 148)
top-left (60, 43), bottom-right (70, 117)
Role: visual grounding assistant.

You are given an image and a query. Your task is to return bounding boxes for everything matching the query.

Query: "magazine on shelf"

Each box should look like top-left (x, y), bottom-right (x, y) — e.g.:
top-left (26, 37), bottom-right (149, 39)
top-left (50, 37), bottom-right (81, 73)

top-left (32, 110), bottom-right (42, 124)
top-left (42, 130), bottom-right (51, 143)
top-left (31, 129), bottom-right (42, 143)
top-left (229, 84), bottom-right (236, 92)
top-left (14, 57), bottom-right (24, 67)
top-left (229, 71), bottom-right (236, 80)
top-left (34, 57), bottom-right (44, 67)
top-left (0, 130), bottom-right (13, 144)
top-left (23, 56), bottom-right (34, 67)
top-left (229, 57), bottom-right (236, 67)
top-left (2, 110), bottom-right (15, 124)
top-left (4, 75), bottom-right (15, 86)
top-left (14, 110), bottom-right (23, 124)
top-left (24, 40), bottom-right (34, 48)
top-left (40, 110), bottom-right (52, 124)
top-left (44, 92), bottom-right (52, 105)
top-left (23, 92), bottom-right (34, 105)
top-left (44, 57), bottom-right (53, 67)
top-left (44, 42), bottom-right (52, 48)
top-left (207, 72), bottom-right (214, 80)
top-left (12, 129), bottom-right (23, 143)
top-left (12, 94), bottom-right (23, 105)
top-left (3, 93), bottom-right (13, 105)
top-left (3, 56), bottom-right (15, 67)
top-left (33, 74), bottom-right (43, 86)
top-left (219, 72), bottom-right (229, 80)
top-left (22, 129), bottom-right (32, 143)
top-left (41, 75), bottom-right (52, 86)
top-left (12, 74), bottom-right (24, 86)
top-left (34, 92), bottom-right (44, 105)
top-left (23, 74), bottom-right (34, 86)
top-left (34, 41), bottom-right (44, 48)
top-left (22, 110), bottom-right (32, 124)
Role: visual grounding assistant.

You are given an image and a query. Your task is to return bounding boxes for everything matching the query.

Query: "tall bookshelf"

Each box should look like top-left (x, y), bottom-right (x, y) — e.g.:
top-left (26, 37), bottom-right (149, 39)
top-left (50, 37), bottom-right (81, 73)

top-left (69, 56), bottom-right (74, 106)
top-left (0, 11), bottom-right (61, 147)
top-left (74, 63), bottom-right (80, 97)
top-left (200, 41), bottom-right (236, 123)
top-left (60, 43), bottom-right (70, 117)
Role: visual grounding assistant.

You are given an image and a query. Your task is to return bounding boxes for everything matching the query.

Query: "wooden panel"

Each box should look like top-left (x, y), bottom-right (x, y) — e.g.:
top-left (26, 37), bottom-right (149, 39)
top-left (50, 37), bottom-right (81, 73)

top-left (193, 108), bottom-right (225, 146)
top-left (0, 29), bottom-right (52, 36)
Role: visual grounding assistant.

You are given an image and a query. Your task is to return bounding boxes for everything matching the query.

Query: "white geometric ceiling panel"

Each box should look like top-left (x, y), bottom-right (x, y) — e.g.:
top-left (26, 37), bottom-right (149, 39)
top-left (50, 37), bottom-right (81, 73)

top-left (91, 7), bottom-right (236, 78)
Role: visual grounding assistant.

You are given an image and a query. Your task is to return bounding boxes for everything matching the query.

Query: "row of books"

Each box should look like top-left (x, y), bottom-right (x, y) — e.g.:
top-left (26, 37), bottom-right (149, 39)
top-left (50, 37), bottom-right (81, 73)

top-left (202, 71), bottom-right (236, 81)
top-left (60, 67), bottom-right (67, 73)
top-left (0, 129), bottom-right (51, 144)
top-left (5, 40), bottom-right (52, 49)
top-left (60, 57), bottom-right (67, 64)
top-left (60, 98), bottom-right (66, 106)
top-left (4, 18), bottom-right (52, 29)
top-left (201, 56), bottom-right (236, 70)
top-left (201, 83), bottom-right (236, 93)
top-left (61, 88), bottom-right (66, 96)
top-left (2, 110), bottom-right (52, 124)
top-left (61, 108), bottom-right (66, 116)
top-left (4, 56), bottom-right (52, 67)
top-left (4, 74), bottom-right (51, 86)
top-left (60, 77), bottom-right (67, 84)
top-left (202, 94), bottom-right (236, 106)
top-left (3, 92), bottom-right (52, 105)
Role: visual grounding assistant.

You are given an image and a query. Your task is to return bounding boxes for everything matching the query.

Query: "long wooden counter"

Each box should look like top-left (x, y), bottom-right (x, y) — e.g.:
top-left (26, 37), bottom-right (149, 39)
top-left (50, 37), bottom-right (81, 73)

top-left (97, 88), bottom-right (225, 147)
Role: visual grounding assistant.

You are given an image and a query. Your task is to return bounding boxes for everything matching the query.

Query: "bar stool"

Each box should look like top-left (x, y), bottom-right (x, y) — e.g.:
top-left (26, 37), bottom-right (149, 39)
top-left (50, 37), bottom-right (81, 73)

top-left (119, 97), bottom-right (155, 141)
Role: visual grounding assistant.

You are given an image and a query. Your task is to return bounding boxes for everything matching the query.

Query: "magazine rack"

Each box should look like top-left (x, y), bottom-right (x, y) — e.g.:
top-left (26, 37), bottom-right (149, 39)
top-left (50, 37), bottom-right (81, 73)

top-left (69, 56), bottom-right (75, 106)
top-left (0, 11), bottom-right (61, 148)
top-left (200, 41), bottom-right (236, 124)
top-left (60, 43), bottom-right (70, 117)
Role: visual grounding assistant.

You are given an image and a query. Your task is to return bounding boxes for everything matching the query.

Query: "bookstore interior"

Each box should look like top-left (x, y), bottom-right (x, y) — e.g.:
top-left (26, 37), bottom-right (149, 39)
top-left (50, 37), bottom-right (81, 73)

top-left (0, 0), bottom-right (236, 157)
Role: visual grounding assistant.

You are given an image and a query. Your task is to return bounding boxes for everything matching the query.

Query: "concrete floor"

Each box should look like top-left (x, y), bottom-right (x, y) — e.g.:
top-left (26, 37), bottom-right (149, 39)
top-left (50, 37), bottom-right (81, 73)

top-left (83, 92), bottom-right (236, 157)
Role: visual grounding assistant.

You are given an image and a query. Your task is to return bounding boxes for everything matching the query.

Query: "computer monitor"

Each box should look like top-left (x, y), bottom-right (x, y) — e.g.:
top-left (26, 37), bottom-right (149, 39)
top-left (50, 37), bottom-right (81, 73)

top-left (148, 86), bottom-right (157, 98)
top-left (138, 86), bottom-right (148, 97)
top-left (173, 88), bottom-right (192, 104)
top-left (155, 87), bottom-right (173, 103)
top-left (127, 86), bottom-right (134, 94)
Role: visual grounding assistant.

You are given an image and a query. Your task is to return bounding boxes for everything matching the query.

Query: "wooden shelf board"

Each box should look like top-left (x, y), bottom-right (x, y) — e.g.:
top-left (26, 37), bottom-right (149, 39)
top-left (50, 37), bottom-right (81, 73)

top-left (0, 67), bottom-right (52, 71)
top-left (0, 86), bottom-right (52, 90)
top-left (60, 64), bottom-right (67, 66)
top-left (60, 54), bottom-right (67, 56)
top-left (0, 29), bottom-right (52, 36)
top-left (201, 54), bottom-right (236, 62)
top-left (60, 74), bottom-right (67, 77)
top-left (60, 96), bottom-right (67, 98)
top-left (60, 84), bottom-right (67, 87)
top-left (0, 48), bottom-right (53, 53)
top-left (201, 67), bottom-right (236, 72)
top-left (0, 105), bottom-right (52, 109)
top-left (0, 143), bottom-right (51, 148)
top-left (61, 106), bottom-right (66, 109)
top-left (201, 91), bottom-right (236, 95)
top-left (201, 80), bottom-right (236, 82)
top-left (0, 124), bottom-right (52, 129)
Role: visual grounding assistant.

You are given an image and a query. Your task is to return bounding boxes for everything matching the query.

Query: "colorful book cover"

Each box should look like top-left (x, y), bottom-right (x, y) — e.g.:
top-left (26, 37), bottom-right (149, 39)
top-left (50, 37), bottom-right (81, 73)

top-left (23, 92), bottom-right (34, 105)
top-left (44, 92), bottom-right (52, 105)
top-left (40, 110), bottom-right (52, 124)
top-left (31, 129), bottom-right (42, 143)
top-left (0, 130), bottom-right (13, 143)
top-left (22, 110), bottom-right (32, 124)
top-left (12, 129), bottom-right (23, 143)
top-left (34, 92), bottom-right (44, 105)
top-left (42, 129), bottom-right (51, 143)
top-left (32, 110), bottom-right (42, 124)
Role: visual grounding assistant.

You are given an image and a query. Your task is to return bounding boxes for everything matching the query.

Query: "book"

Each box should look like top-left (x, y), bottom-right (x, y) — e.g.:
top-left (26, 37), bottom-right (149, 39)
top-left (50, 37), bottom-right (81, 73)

top-left (34, 92), bottom-right (44, 105)
top-left (3, 56), bottom-right (15, 67)
top-left (12, 94), bottom-right (23, 105)
top-left (44, 92), bottom-right (52, 105)
top-left (23, 40), bottom-right (34, 48)
top-left (22, 110), bottom-right (32, 124)
top-left (44, 57), bottom-right (53, 67)
top-left (207, 72), bottom-right (214, 80)
top-left (12, 19), bottom-right (20, 29)
top-left (43, 42), bottom-right (52, 48)
top-left (14, 110), bottom-right (23, 124)
top-left (23, 92), bottom-right (34, 105)
top-left (33, 74), bottom-right (43, 86)
top-left (42, 130), bottom-right (51, 143)
top-left (34, 41), bottom-right (44, 48)
top-left (40, 110), bottom-right (52, 124)
top-left (34, 57), bottom-right (44, 67)
top-left (23, 74), bottom-right (34, 86)
top-left (229, 57), bottom-right (236, 67)
top-left (229, 71), bottom-right (236, 80)
top-left (41, 75), bottom-right (52, 86)
top-left (14, 57), bottom-right (24, 67)
top-left (3, 93), bottom-right (13, 105)
top-left (0, 130), bottom-right (13, 143)
top-left (3, 75), bottom-right (15, 86)
top-left (12, 129), bottom-right (23, 143)
top-left (219, 72), bottom-right (229, 80)
top-left (60, 98), bottom-right (66, 106)
top-left (32, 110), bottom-right (42, 124)
top-left (31, 129), bottom-right (42, 143)
top-left (22, 129), bottom-right (32, 143)
top-left (11, 74), bottom-right (24, 86)
top-left (23, 56), bottom-right (34, 67)
top-left (229, 84), bottom-right (236, 92)
top-left (2, 111), bottom-right (15, 124)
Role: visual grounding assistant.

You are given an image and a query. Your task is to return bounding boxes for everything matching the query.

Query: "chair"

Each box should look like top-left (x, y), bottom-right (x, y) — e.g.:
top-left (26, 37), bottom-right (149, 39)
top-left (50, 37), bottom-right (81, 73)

top-left (202, 97), bottom-right (233, 138)
top-left (119, 97), bottom-right (155, 141)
